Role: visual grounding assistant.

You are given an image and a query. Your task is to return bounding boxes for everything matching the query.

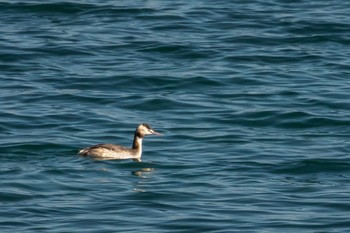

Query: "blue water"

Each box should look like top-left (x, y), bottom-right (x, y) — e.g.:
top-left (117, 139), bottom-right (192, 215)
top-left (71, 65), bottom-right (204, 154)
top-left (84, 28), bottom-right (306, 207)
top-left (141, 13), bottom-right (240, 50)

top-left (1, 1), bottom-right (350, 232)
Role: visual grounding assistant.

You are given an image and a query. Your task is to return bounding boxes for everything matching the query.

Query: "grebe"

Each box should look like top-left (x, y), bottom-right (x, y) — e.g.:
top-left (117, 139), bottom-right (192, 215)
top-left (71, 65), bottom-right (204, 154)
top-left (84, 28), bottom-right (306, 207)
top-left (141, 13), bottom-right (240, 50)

top-left (78, 123), bottom-right (161, 162)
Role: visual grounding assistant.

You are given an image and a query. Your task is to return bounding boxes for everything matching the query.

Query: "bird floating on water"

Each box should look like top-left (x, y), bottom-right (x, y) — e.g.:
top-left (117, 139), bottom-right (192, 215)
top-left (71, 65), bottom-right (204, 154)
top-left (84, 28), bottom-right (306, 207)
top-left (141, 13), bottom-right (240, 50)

top-left (78, 123), bottom-right (161, 162)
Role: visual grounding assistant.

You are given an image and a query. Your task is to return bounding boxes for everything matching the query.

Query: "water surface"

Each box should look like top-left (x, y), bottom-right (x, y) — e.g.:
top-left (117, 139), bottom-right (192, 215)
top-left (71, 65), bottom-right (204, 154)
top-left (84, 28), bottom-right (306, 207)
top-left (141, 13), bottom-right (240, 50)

top-left (1, 1), bottom-right (350, 232)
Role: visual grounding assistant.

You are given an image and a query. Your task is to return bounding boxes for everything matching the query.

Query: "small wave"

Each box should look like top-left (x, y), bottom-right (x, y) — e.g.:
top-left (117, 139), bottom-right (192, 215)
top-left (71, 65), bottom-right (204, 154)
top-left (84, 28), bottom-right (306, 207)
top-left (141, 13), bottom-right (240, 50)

top-left (273, 159), bottom-right (350, 175)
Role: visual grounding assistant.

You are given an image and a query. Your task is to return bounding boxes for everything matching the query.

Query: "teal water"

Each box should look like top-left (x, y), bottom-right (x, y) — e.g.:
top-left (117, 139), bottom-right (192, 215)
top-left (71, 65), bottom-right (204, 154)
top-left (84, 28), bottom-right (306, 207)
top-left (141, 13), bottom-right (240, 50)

top-left (1, 1), bottom-right (350, 232)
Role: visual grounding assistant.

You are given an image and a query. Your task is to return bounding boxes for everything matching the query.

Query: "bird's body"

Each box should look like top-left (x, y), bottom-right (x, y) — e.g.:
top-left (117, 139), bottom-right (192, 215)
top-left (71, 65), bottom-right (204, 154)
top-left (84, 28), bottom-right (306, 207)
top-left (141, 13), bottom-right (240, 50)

top-left (78, 123), bottom-right (160, 162)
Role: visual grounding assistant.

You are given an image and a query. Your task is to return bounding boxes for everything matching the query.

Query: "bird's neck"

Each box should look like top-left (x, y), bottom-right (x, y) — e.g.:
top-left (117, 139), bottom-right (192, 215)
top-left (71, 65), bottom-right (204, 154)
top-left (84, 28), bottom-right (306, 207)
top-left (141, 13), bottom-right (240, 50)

top-left (132, 135), bottom-right (143, 160)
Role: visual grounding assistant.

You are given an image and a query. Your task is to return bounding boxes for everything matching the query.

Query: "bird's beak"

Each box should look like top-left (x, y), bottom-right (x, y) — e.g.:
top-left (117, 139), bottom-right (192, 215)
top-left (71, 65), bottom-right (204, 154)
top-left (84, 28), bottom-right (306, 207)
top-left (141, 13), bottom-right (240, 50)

top-left (150, 129), bottom-right (162, 136)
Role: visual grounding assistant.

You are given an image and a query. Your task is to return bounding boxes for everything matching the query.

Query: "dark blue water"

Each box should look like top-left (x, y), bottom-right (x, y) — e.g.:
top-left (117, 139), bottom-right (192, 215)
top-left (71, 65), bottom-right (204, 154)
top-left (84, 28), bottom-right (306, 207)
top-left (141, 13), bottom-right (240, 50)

top-left (1, 1), bottom-right (350, 232)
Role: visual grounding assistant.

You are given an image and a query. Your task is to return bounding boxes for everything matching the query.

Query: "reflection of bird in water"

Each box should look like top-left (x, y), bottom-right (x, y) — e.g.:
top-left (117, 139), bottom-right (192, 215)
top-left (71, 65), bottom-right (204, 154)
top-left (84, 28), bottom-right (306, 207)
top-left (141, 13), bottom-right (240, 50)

top-left (78, 123), bottom-right (161, 162)
top-left (133, 168), bottom-right (155, 192)
top-left (132, 168), bottom-right (155, 177)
